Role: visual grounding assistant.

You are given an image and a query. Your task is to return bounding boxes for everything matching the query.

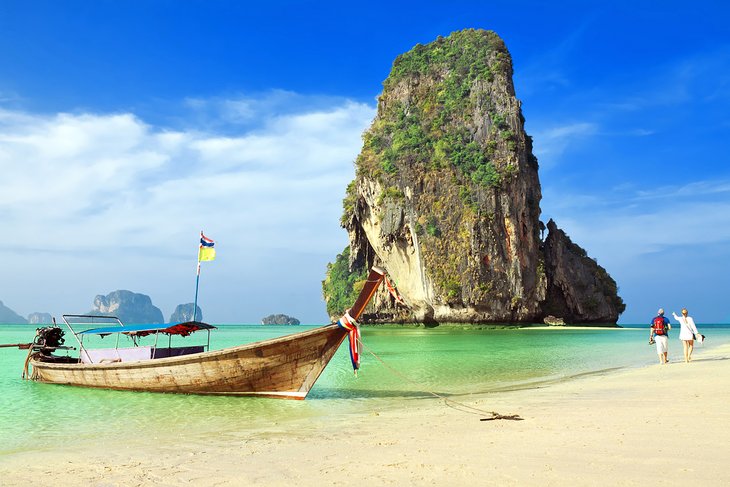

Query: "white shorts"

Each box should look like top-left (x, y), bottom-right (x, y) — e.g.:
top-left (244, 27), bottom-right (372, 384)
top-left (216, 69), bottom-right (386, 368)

top-left (654, 335), bottom-right (668, 354)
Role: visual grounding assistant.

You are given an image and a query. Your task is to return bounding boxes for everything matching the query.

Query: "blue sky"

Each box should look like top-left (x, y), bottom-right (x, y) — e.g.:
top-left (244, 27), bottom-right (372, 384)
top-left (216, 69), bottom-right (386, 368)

top-left (1, 1), bottom-right (729, 324)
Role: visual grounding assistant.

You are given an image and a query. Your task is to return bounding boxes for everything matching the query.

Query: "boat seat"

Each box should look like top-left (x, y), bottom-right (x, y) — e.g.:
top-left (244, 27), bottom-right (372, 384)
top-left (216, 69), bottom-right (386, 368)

top-left (80, 346), bottom-right (152, 364)
top-left (152, 346), bottom-right (205, 358)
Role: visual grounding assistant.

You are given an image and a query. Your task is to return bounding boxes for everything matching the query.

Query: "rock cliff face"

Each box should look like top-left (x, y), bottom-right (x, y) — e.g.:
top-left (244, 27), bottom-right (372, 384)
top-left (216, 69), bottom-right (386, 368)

top-left (541, 220), bottom-right (624, 323)
top-left (169, 303), bottom-right (203, 323)
top-left (90, 290), bottom-right (164, 324)
top-left (328, 29), bottom-right (624, 324)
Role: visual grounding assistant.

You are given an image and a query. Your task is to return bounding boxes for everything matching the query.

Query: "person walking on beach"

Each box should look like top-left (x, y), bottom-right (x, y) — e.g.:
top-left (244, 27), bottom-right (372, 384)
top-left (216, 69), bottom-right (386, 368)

top-left (650, 309), bottom-right (671, 364)
top-left (673, 308), bottom-right (699, 363)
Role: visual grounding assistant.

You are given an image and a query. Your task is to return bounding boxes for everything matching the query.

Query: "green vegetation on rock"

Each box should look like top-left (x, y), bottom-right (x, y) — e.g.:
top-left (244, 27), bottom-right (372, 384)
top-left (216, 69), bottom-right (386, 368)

top-left (326, 29), bottom-right (624, 324)
top-left (340, 180), bottom-right (358, 226)
top-left (356, 29), bottom-right (517, 192)
top-left (322, 247), bottom-right (368, 318)
top-left (331, 29), bottom-right (530, 317)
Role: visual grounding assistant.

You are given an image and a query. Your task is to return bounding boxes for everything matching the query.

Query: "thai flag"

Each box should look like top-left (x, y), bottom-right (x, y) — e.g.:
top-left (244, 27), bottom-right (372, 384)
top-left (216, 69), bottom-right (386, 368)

top-left (198, 232), bottom-right (216, 263)
top-left (200, 234), bottom-right (215, 248)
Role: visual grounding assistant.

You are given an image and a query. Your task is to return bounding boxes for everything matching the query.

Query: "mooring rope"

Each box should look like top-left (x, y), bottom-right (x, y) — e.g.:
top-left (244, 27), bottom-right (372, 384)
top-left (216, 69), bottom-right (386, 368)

top-left (21, 345), bottom-right (34, 380)
top-left (358, 338), bottom-right (523, 421)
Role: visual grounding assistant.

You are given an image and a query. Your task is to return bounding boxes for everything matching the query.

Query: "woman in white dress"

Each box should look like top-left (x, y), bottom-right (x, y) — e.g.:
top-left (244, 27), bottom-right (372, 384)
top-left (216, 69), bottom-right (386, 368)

top-left (672, 308), bottom-right (699, 363)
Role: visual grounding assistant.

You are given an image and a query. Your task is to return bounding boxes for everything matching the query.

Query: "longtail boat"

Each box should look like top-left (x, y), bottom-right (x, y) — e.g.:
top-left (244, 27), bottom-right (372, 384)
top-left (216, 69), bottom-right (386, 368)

top-left (21, 267), bottom-right (387, 400)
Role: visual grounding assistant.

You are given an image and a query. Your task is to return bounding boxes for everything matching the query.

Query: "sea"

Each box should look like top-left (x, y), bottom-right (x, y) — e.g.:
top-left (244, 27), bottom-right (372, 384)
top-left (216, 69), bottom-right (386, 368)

top-left (1, 323), bottom-right (729, 456)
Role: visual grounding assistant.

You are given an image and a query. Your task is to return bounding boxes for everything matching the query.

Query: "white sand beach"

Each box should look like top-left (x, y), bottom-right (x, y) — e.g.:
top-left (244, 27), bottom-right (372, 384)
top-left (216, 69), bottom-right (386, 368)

top-left (2, 344), bottom-right (729, 486)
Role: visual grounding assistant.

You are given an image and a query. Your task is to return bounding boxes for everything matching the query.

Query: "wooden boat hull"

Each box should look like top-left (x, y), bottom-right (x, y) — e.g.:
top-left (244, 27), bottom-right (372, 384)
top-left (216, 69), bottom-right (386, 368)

top-left (30, 324), bottom-right (348, 400)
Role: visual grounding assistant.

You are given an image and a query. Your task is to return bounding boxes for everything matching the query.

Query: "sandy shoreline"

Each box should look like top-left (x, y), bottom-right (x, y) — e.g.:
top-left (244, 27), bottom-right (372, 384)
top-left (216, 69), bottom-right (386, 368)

top-left (2, 345), bottom-right (729, 486)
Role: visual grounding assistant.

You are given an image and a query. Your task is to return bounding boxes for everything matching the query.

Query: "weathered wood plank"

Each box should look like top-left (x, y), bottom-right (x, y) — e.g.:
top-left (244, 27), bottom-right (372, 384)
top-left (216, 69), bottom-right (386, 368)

top-left (30, 267), bottom-right (387, 399)
top-left (32, 323), bottom-right (348, 399)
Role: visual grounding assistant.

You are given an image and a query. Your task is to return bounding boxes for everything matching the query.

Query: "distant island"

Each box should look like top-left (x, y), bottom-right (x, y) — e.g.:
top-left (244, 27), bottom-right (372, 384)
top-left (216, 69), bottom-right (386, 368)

top-left (28, 312), bottom-right (53, 325)
top-left (0, 300), bottom-right (27, 324)
top-left (261, 314), bottom-right (300, 325)
top-left (1, 293), bottom-right (205, 326)
top-left (0, 305), bottom-right (55, 325)
top-left (169, 303), bottom-right (203, 323)
top-left (89, 290), bottom-right (164, 324)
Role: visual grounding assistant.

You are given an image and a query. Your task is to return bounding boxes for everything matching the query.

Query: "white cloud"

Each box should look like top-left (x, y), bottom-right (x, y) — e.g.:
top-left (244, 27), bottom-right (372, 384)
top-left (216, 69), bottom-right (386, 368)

top-left (540, 179), bottom-right (730, 324)
top-left (530, 121), bottom-right (597, 167)
top-left (543, 180), bottom-right (730, 264)
top-left (0, 96), bottom-right (376, 322)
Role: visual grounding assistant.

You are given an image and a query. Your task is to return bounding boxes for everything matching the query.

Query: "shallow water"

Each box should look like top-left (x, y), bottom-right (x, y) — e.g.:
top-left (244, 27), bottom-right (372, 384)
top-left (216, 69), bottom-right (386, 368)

top-left (1, 323), bottom-right (728, 455)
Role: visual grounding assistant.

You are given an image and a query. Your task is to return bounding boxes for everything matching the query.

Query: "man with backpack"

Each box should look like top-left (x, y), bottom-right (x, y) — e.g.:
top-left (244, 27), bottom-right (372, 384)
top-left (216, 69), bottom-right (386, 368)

top-left (650, 309), bottom-right (672, 364)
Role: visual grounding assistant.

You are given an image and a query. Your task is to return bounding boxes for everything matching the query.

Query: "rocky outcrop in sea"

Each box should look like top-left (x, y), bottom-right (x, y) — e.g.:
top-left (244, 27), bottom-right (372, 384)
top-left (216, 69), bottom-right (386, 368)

top-left (324, 29), bottom-right (625, 325)
top-left (169, 303), bottom-right (203, 323)
top-left (261, 314), bottom-right (301, 325)
top-left (89, 290), bottom-right (164, 324)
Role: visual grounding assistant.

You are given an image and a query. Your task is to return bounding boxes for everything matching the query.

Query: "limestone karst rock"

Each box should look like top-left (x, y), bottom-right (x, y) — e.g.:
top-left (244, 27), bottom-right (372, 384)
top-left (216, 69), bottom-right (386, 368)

top-left (169, 303), bottom-right (203, 323)
top-left (541, 220), bottom-right (624, 324)
top-left (89, 290), bottom-right (164, 324)
top-left (325, 29), bottom-right (624, 324)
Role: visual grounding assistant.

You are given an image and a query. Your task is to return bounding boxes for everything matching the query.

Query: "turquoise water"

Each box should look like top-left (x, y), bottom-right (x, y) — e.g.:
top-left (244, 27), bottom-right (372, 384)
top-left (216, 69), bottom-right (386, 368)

top-left (1, 323), bottom-right (729, 455)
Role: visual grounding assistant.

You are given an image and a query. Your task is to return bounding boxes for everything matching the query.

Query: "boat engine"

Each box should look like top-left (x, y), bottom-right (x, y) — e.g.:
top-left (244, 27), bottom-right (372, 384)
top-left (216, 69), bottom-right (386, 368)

top-left (22, 326), bottom-right (77, 380)
top-left (33, 326), bottom-right (66, 351)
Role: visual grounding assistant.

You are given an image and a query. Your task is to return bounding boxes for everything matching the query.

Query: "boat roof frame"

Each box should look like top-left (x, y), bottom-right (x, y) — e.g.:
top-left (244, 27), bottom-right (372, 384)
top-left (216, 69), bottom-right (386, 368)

top-left (61, 314), bottom-right (216, 336)
top-left (60, 314), bottom-right (215, 356)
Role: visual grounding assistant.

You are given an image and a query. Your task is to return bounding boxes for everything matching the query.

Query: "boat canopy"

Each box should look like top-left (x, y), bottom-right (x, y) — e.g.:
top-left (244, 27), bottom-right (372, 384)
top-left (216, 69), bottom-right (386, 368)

top-left (78, 321), bottom-right (216, 337)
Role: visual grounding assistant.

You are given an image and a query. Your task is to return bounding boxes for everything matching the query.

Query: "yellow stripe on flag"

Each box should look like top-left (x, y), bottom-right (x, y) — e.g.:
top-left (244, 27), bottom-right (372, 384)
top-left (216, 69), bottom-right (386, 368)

top-left (198, 246), bottom-right (216, 262)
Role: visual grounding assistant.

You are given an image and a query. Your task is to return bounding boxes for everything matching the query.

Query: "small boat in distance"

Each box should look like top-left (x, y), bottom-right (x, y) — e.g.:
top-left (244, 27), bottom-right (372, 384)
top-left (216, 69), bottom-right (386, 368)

top-left (22, 267), bottom-right (387, 400)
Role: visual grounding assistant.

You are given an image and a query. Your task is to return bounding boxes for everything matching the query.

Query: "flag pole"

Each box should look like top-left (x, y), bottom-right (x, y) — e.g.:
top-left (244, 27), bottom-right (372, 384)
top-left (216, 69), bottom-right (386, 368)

top-left (193, 230), bottom-right (202, 322)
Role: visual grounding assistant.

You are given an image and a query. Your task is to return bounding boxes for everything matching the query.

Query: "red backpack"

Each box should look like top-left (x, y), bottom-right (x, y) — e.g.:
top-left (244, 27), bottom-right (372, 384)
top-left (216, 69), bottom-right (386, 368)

top-left (653, 316), bottom-right (666, 335)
